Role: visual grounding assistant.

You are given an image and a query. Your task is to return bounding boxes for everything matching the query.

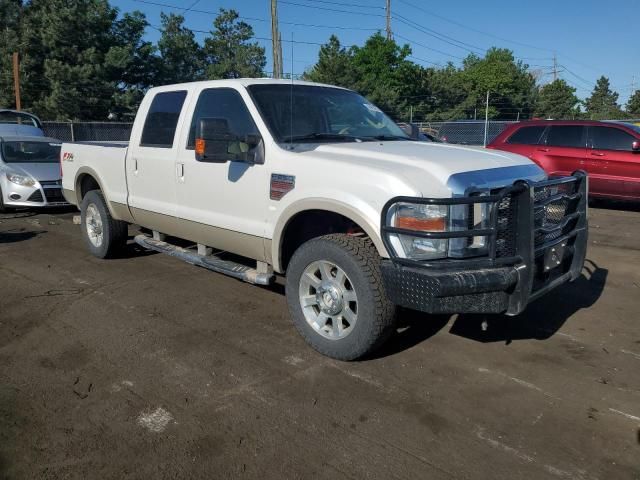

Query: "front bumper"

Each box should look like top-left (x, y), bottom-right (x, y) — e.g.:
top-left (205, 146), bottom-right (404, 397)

top-left (380, 172), bottom-right (588, 316)
top-left (1, 180), bottom-right (69, 208)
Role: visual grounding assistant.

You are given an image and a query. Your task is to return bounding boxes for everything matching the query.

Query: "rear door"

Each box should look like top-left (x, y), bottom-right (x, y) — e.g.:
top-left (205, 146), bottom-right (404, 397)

top-left (127, 90), bottom-right (188, 224)
top-left (538, 125), bottom-right (587, 176)
top-left (587, 126), bottom-right (640, 199)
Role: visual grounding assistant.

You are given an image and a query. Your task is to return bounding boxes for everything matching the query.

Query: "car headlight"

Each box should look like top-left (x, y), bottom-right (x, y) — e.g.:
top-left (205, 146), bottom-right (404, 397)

top-left (6, 172), bottom-right (36, 187)
top-left (386, 200), bottom-right (492, 261)
top-left (389, 203), bottom-right (449, 260)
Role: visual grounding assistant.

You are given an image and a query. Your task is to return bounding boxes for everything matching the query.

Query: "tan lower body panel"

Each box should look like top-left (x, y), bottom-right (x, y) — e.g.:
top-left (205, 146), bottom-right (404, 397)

top-left (110, 201), bottom-right (135, 223)
top-left (130, 207), bottom-right (267, 262)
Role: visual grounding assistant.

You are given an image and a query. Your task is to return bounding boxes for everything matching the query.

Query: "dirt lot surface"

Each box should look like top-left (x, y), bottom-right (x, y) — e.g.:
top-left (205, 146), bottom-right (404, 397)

top-left (0, 205), bottom-right (639, 479)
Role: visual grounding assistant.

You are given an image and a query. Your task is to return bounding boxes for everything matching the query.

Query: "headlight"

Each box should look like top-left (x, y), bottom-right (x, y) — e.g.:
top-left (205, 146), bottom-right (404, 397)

top-left (386, 199), bottom-right (492, 261)
top-left (389, 203), bottom-right (449, 260)
top-left (6, 172), bottom-right (36, 187)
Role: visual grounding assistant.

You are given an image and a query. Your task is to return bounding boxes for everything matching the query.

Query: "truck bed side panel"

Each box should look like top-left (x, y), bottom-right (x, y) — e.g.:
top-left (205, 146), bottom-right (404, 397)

top-left (61, 142), bottom-right (132, 221)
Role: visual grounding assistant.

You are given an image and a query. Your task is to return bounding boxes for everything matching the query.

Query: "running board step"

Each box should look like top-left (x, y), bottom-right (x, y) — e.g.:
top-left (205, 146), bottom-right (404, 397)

top-left (134, 234), bottom-right (274, 286)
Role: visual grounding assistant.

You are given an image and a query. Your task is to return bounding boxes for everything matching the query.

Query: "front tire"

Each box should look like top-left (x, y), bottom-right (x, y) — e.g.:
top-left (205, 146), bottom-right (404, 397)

top-left (285, 234), bottom-right (396, 361)
top-left (80, 190), bottom-right (127, 258)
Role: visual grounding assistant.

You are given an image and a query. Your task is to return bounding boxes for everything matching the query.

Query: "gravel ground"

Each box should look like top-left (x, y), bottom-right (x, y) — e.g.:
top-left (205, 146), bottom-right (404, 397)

top-left (0, 205), bottom-right (638, 479)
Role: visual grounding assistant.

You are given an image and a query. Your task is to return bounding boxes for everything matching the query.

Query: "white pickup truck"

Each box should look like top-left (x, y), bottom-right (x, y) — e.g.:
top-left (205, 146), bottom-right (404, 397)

top-left (61, 79), bottom-right (588, 360)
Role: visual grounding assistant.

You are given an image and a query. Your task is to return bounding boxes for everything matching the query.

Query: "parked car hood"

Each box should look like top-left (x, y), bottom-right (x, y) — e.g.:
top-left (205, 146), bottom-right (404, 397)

top-left (4, 162), bottom-right (61, 182)
top-left (292, 140), bottom-right (544, 195)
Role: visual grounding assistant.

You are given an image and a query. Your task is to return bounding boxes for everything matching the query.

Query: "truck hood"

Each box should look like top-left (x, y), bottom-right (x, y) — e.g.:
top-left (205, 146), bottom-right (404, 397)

top-left (4, 162), bottom-right (61, 182)
top-left (294, 141), bottom-right (545, 196)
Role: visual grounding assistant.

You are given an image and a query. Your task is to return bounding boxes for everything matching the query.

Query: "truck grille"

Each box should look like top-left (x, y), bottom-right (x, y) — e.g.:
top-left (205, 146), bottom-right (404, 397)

top-left (494, 193), bottom-right (517, 258)
top-left (532, 180), bottom-right (581, 251)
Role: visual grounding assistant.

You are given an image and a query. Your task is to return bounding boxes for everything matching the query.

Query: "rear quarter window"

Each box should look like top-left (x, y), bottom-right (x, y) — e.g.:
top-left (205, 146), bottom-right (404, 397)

top-left (140, 91), bottom-right (187, 148)
top-left (506, 126), bottom-right (546, 145)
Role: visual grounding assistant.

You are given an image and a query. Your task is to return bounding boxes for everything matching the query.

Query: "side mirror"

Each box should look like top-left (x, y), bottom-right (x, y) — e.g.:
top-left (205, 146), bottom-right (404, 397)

top-left (632, 140), bottom-right (640, 152)
top-left (195, 117), bottom-right (263, 163)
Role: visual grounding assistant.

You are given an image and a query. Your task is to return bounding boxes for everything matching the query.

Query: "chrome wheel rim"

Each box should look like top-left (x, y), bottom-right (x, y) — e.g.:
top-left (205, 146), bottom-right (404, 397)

top-left (85, 203), bottom-right (104, 248)
top-left (298, 260), bottom-right (358, 340)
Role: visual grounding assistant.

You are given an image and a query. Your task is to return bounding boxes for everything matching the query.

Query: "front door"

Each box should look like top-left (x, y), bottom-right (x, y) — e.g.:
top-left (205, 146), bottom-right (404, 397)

top-left (174, 87), bottom-right (269, 260)
top-left (127, 90), bottom-right (188, 226)
top-left (587, 125), bottom-right (640, 199)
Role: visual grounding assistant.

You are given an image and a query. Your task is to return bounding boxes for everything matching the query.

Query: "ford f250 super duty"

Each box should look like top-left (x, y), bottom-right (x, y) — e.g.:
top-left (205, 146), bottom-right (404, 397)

top-left (61, 79), bottom-right (588, 360)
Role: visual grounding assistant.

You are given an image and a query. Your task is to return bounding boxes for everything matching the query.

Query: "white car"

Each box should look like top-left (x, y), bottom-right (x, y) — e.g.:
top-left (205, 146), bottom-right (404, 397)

top-left (0, 136), bottom-right (68, 212)
top-left (60, 79), bottom-right (588, 360)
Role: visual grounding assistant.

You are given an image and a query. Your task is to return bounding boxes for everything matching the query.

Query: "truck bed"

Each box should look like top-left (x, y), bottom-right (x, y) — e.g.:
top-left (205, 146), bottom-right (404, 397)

top-left (60, 142), bottom-right (129, 209)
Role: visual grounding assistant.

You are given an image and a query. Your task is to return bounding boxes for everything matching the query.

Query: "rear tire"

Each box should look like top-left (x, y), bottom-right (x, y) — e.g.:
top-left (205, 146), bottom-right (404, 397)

top-left (285, 234), bottom-right (396, 361)
top-left (80, 190), bottom-right (128, 258)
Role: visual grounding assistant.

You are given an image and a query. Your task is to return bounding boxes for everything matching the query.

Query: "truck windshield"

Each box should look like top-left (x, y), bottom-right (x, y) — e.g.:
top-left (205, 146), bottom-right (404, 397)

top-left (1, 141), bottom-right (61, 163)
top-left (247, 84), bottom-right (409, 143)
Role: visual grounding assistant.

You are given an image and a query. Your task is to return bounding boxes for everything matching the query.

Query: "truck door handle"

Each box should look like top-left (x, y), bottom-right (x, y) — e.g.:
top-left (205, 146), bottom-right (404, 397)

top-left (590, 152), bottom-right (605, 157)
top-left (133, 157), bottom-right (139, 174)
top-left (177, 163), bottom-right (184, 178)
top-left (536, 148), bottom-right (550, 152)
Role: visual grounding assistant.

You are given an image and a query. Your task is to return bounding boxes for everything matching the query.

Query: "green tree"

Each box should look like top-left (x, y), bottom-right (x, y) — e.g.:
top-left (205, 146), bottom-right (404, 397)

top-left (18, 0), bottom-right (120, 119)
top-left (585, 76), bottom-right (623, 119)
top-left (626, 89), bottom-right (640, 116)
top-left (106, 11), bottom-right (159, 119)
top-left (535, 79), bottom-right (579, 119)
top-left (303, 35), bottom-right (355, 88)
top-left (157, 12), bottom-right (204, 85)
top-left (458, 48), bottom-right (537, 120)
top-left (203, 9), bottom-right (265, 79)
top-left (349, 32), bottom-right (416, 119)
top-left (0, 0), bottom-right (23, 109)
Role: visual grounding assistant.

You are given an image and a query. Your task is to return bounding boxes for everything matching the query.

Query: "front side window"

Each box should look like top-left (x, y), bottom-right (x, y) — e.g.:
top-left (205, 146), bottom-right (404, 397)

top-left (248, 84), bottom-right (408, 143)
top-left (545, 126), bottom-right (585, 148)
top-left (1, 141), bottom-right (61, 163)
top-left (140, 91), bottom-right (187, 148)
top-left (187, 88), bottom-right (259, 149)
top-left (507, 126), bottom-right (546, 145)
top-left (590, 127), bottom-right (636, 151)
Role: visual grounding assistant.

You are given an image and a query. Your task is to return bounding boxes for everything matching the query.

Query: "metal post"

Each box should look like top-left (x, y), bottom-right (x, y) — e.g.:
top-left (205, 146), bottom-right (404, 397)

top-left (409, 105), bottom-right (413, 123)
top-left (483, 91), bottom-right (490, 147)
top-left (70, 122), bottom-right (75, 142)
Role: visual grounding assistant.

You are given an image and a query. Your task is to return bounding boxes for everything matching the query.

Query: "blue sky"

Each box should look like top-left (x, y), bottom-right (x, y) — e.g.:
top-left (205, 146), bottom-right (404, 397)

top-left (111, 0), bottom-right (639, 104)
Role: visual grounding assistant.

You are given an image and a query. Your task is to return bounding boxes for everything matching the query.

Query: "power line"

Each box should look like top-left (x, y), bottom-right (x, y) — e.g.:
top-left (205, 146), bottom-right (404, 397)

top-left (294, 0), bottom-right (384, 10)
top-left (278, 0), bottom-right (385, 17)
top-left (396, 33), bottom-right (464, 60)
top-left (134, 0), bottom-right (381, 30)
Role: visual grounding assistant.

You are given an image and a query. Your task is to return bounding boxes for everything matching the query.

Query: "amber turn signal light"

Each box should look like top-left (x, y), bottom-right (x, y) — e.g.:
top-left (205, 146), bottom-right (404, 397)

top-left (195, 138), bottom-right (205, 156)
top-left (395, 216), bottom-right (446, 231)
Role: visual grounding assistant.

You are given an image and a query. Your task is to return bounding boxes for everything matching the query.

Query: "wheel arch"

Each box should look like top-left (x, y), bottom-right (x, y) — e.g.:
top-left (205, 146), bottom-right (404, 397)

top-left (272, 199), bottom-right (387, 274)
top-left (74, 167), bottom-right (134, 222)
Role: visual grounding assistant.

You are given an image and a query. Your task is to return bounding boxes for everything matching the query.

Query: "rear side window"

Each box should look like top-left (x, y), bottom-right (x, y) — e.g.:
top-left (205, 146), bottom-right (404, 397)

top-left (590, 127), bottom-right (636, 151)
top-left (545, 126), bottom-right (585, 148)
top-left (140, 91), bottom-right (187, 148)
top-left (506, 126), bottom-right (546, 145)
top-left (187, 88), bottom-right (259, 149)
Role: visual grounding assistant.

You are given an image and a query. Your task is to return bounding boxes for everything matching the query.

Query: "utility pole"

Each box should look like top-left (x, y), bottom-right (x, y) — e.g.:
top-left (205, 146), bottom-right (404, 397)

top-left (385, 0), bottom-right (392, 40)
top-left (270, 0), bottom-right (283, 79)
top-left (483, 91), bottom-right (490, 147)
top-left (631, 75), bottom-right (636, 95)
top-left (552, 52), bottom-right (558, 82)
top-left (12, 52), bottom-right (21, 111)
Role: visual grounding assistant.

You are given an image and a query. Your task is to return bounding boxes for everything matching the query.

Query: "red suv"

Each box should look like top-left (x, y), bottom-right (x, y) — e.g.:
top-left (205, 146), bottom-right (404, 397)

top-left (488, 120), bottom-right (640, 201)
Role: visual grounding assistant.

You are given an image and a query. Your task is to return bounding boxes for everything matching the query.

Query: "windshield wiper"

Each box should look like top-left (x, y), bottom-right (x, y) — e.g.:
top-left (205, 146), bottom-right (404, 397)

top-left (281, 133), bottom-right (363, 143)
top-left (364, 135), bottom-right (411, 141)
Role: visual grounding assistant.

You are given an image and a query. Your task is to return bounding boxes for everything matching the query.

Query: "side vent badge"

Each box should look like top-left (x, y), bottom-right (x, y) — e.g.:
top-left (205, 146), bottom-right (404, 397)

top-left (270, 174), bottom-right (295, 201)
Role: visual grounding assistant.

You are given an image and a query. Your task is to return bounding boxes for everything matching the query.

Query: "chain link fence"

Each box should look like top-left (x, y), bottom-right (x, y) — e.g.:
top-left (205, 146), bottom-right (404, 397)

top-left (42, 122), bottom-right (133, 142)
top-left (416, 121), bottom-right (517, 145)
top-left (41, 120), bottom-right (516, 146)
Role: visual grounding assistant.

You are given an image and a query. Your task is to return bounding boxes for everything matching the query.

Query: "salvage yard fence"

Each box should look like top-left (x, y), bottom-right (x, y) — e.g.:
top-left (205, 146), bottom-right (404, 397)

top-left (42, 120), bottom-right (516, 146)
top-left (42, 121), bottom-right (133, 142)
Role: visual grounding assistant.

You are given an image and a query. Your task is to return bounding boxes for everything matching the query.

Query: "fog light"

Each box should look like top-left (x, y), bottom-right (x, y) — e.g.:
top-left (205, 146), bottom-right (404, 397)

top-left (9, 194), bottom-right (21, 200)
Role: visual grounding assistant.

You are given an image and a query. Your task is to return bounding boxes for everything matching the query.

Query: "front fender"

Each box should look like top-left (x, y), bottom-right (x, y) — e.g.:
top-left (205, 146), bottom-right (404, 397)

top-left (270, 197), bottom-right (388, 273)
